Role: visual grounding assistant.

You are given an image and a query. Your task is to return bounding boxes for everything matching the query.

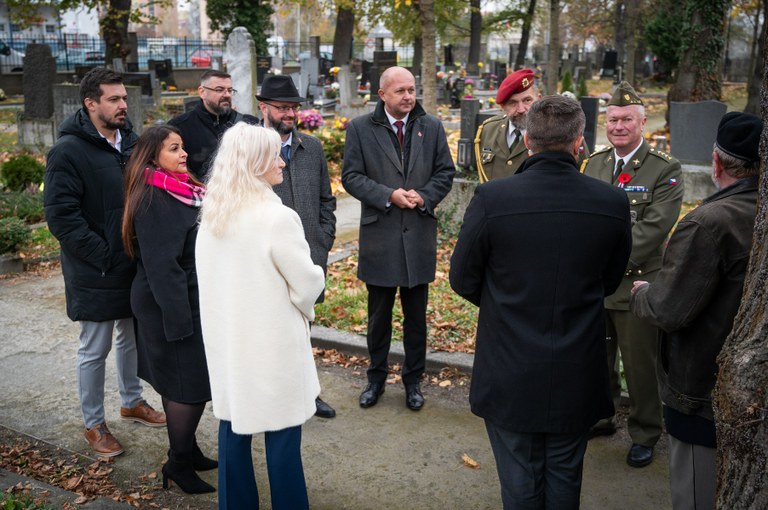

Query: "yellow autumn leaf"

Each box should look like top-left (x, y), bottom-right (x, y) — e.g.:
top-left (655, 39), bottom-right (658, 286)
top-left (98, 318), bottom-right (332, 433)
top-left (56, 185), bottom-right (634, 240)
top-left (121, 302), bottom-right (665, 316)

top-left (462, 453), bottom-right (480, 469)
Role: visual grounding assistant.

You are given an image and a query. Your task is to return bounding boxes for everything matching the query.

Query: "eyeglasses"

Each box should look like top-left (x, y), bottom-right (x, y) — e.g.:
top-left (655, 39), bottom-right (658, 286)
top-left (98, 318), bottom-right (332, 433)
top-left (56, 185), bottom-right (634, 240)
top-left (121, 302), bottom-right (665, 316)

top-left (202, 86), bottom-right (237, 95)
top-left (263, 102), bottom-right (301, 113)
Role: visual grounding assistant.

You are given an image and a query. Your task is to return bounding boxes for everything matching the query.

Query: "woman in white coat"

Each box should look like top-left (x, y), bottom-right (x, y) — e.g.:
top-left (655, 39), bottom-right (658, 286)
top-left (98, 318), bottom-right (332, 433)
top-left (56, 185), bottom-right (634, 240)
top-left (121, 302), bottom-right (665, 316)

top-left (196, 123), bottom-right (325, 510)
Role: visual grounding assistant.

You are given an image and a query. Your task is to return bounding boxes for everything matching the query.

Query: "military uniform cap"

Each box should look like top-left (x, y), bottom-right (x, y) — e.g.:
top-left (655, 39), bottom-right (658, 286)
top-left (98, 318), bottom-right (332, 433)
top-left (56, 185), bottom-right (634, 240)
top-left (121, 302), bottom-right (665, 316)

top-left (496, 68), bottom-right (535, 105)
top-left (607, 81), bottom-right (643, 106)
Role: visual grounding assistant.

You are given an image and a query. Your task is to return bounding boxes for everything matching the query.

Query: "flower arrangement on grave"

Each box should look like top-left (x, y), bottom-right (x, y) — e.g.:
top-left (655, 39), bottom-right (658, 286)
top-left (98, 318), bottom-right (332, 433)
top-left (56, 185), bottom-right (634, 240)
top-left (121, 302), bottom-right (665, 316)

top-left (329, 66), bottom-right (341, 77)
top-left (489, 73), bottom-right (498, 90)
top-left (463, 78), bottom-right (475, 99)
top-left (334, 116), bottom-right (350, 130)
top-left (298, 109), bottom-right (325, 131)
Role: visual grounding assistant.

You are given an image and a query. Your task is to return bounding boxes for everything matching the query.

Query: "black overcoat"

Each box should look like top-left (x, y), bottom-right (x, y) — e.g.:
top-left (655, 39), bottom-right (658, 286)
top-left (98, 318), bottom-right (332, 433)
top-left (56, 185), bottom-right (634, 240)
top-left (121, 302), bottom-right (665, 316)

top-left (130, 189), bottom-right (210, 403)
top-left (44, 109), bottom-right (138, 322)
top-left (450, 152), bottom-right (632, 434)
top-left (341, 101), bottom-right (455, 287)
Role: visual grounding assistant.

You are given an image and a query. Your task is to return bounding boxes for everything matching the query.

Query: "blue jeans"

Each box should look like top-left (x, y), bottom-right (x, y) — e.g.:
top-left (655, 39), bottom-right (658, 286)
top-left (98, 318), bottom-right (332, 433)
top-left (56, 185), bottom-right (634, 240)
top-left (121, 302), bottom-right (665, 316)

top-left (77, 319), bottom-right (143, 429)
top-left (218, 420), bottom-right (308, 510)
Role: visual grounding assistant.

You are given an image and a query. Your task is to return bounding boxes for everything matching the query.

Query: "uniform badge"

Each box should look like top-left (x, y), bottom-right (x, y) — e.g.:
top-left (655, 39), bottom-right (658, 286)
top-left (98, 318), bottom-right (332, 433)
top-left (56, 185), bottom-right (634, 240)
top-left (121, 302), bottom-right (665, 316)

top-left (481, 148), bottom-right (494, 164)
top-left (617, 172), bottom-right (631, 188)
top-left (668, 178), bottom-right (678, 186)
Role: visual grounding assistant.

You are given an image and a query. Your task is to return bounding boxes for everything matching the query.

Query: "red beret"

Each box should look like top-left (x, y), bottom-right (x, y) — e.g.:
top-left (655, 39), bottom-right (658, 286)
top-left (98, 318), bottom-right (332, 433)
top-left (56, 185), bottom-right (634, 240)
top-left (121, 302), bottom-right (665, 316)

top-left (496, 69), bottom-right (535, 104)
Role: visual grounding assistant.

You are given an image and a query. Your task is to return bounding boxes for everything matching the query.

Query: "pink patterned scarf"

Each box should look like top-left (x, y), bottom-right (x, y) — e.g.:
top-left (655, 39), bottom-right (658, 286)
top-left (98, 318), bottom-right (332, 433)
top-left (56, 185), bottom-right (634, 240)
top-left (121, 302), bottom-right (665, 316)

top-left (144, 167), bottom-right (205, 208)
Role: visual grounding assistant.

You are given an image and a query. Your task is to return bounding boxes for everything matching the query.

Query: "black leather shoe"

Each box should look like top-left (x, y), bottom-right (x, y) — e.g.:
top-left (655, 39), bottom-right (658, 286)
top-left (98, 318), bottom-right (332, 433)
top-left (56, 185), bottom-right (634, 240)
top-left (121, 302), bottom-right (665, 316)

top-left (627, 444), bottom-right (654, 468)
top-left (315, 397), bottom-right (336, 418)
top-left (359, 382), bottom-right (384, 408)
top-left (405, 383), bottom-right (424, 411)
top-left (587, 424), bottom-right (616, 440)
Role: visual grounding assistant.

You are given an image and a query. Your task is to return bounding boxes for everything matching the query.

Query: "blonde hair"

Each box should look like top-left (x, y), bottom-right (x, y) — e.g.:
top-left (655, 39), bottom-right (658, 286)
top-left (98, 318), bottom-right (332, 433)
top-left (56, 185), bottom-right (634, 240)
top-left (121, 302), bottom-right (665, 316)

top-left (200, 123), bottom-right (281, 236)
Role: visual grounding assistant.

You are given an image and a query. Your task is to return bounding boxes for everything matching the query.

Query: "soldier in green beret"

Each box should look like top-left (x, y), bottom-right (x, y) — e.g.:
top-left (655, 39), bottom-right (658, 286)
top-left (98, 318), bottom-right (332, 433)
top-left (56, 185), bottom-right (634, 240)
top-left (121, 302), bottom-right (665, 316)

top-left (581, 81), bottom-right (684, 468)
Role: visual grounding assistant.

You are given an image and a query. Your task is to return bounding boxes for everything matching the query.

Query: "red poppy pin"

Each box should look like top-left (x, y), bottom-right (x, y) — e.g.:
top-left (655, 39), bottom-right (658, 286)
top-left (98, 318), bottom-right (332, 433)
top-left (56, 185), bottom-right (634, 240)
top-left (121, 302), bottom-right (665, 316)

top-left (617, 172), bottom-right (631, 188)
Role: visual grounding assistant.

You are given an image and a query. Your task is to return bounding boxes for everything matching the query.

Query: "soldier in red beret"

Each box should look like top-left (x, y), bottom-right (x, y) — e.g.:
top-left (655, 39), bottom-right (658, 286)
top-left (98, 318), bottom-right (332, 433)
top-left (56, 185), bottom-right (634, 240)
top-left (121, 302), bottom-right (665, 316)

top-left (474, 68), bottom-right (587, 182)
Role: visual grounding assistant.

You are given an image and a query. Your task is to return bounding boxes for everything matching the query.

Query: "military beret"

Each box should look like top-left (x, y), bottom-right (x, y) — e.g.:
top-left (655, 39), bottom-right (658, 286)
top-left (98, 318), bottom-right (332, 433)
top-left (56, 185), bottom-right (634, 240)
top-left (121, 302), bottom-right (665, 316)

top-left (496, 69), bottom-right (535, 105)
top-left (607, 81), bottom-right (643, 106)
top-left (716, 112), bottom-right (763, 162)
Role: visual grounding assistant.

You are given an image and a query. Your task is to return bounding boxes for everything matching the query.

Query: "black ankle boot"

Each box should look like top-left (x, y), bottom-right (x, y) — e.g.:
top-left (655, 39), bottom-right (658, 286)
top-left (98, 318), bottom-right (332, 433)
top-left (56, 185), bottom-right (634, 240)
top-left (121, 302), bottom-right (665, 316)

top-left (162, 451), bottom-right (216, 494)
top-left (192, 441), bottom-right (218, 471)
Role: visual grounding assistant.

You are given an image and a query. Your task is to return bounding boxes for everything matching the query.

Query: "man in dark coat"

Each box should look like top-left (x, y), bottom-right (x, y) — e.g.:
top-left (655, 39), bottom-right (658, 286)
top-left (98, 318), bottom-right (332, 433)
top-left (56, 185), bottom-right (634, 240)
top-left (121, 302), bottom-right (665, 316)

top-left (258, 75), bottom-right (338, 419)
top-left (450, 95), bottom-right (632, 509)
top-left (630, 112), bottom-right (763, 510)
top-left (167, 70), bottom-right (258, 181)
top-left (44, 68), bottom-right (166, 458)
top-left (342, 66), bottom-right (455, 411)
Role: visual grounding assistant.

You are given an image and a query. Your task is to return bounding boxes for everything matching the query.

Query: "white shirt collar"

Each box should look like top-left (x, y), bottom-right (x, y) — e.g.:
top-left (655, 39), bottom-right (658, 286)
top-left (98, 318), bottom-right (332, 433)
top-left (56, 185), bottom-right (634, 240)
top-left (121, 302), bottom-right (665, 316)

top-left (385, 110), bottom-right (409, 131)
top-left (614, 139), bottom-right (644, 166)
top-left (281, 132), bottom-right (293, 148)
top-left (98, 128), bottom-right (122, 152)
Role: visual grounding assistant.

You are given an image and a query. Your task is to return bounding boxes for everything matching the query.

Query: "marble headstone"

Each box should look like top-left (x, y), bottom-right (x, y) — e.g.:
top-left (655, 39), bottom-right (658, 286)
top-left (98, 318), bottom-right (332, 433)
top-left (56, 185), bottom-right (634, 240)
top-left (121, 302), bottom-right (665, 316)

top-left (226, 27), bottom-right (257, 116)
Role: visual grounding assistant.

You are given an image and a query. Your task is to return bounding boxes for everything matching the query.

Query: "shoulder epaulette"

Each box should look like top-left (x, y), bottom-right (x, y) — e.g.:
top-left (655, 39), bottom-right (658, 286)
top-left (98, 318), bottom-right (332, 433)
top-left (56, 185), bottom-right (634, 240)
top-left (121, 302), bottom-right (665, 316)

top-left (579, 159), bottom-right (589, 173)
top-left (589, 146), bottom-right (612, 157)
top-left (648, 147), bottom-right (675, 162)
top-left (481, 114), bottom-right (507, 126)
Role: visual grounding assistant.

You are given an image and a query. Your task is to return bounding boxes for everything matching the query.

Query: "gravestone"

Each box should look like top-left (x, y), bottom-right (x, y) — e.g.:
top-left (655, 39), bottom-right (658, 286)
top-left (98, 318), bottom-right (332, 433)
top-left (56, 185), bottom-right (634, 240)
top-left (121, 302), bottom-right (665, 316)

top-left (75, 65), bottom-right (97, 82)
top-left (52, 84), bottom-right (144, 136)
top-left (123, 72), bottom-right (159, 106)
top-left (361, 60), bottom-right (372, 88)
top-left (112, 58), bottom-right (125, 73)
top-left (601, 50), bottom-right (617, 79)
top-left (126, 32), bottom-right (139, 69)
top-left (183, 96), bottom-right (200, 113)
top-left (669, 101), bottom-right (727, 164)
top-left (148, 59), bottom-right (175, 87)
top-left (299, 57), bottom-right (319, 100)
top-left (456, 98), bottom-right (481, 170)
top-left (18, 44), bottom-right (57, 148)
top-left (580, 96), bottom-right (599, 153)
top-left (226, 27), bottom-right (257, 116)
top-left (370, 51), bottom-right (397, 93)
top-left (256, 56), bottom-right (271, 84)
top-left (337, 64), bottom-right (371, 118)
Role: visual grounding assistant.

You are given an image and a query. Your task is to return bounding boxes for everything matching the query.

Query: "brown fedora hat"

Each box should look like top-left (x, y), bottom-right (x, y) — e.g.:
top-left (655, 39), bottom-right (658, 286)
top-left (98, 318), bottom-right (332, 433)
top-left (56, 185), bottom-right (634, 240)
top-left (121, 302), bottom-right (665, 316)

top-left (256, 75), bottom-right (306, 102)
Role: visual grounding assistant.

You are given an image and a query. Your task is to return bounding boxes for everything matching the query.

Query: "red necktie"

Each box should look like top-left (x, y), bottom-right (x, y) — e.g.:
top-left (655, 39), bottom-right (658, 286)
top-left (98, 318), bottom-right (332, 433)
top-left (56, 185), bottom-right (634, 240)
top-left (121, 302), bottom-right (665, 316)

top-left (394, 120), bottom-right (404, 147)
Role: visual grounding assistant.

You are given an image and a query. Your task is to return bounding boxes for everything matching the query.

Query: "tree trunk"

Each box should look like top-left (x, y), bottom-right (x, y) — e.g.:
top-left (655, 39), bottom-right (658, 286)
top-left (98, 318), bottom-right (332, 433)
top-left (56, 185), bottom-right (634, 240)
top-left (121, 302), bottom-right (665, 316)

top-left (516, 0), bottom-right (538, 70)
top-left (614, 0), bottom-right (625, 74)
top-left (467, 0), bottom-right (482, 74)
top-left (419, 0), bottom-right (437, 114)
top-left (745, 0), bottom-right (767, 115)
top-left (624, 0), bottom-right (640, 85)
top-left (102, 0), bottom-right (132, 64)
top-left (712, 42), bottom-right (768, 507)
top-left (332, 5), bottom-right (355, 66)
top-left (546, 0), bottom-right (560, 94)
top-left (668, 0), bottom-right (729, 103)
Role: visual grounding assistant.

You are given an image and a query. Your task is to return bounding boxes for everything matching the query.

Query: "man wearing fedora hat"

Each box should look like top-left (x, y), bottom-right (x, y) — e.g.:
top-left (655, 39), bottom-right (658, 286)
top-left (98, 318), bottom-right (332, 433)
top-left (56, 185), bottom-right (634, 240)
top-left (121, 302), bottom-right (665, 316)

top-left (258, 75), bottom-right (337, 420)
top-left (630, 111), bottom-right (763, 509)
top-left (582, 81), bottom-right (684, 468)
top-left (168, 70), bottom-right (259, 181)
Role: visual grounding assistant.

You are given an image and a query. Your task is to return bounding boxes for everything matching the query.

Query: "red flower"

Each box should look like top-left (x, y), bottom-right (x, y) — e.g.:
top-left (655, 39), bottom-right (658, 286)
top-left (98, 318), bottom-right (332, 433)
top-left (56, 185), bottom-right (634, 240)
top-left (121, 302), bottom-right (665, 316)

top-left (617, 173), bottom-right (631, 184)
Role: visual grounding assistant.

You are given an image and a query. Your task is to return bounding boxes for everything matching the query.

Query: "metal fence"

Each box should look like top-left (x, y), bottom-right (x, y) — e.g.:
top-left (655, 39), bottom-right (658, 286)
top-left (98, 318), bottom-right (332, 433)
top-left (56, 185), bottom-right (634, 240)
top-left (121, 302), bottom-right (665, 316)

top-left (0, 34), bottom-right (421, 72)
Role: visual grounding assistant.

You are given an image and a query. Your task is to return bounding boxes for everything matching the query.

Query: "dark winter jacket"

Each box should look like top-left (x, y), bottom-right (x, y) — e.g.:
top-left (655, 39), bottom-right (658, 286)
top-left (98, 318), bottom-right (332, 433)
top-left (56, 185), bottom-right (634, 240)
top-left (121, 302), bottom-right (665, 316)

top-left (631, 176), bottom-right (758, 422)
top-left (341, 100), bottom-right (455, 287)
top-left (44, 109), bottom-right (139, 322)
top-left (167, 100), bottom-right (258, 181)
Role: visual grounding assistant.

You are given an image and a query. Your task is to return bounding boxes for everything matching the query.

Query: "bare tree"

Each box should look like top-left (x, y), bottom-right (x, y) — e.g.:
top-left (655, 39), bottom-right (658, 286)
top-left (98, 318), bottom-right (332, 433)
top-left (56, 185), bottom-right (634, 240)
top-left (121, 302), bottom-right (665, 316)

top-left (467, 0), bottom-right (482, 74)
top-left (745, 0), bottom-right (767, 115)
top-left (712, 42), bottom-right (768, 508)
top-left (516, 0), bottom-right (538, 70)
top-left (547, 0), bottom-right (561, 93)
top-left (332, 4), bottom-right (355, 66)
top-left (418, 0), bottom-right (437, 114)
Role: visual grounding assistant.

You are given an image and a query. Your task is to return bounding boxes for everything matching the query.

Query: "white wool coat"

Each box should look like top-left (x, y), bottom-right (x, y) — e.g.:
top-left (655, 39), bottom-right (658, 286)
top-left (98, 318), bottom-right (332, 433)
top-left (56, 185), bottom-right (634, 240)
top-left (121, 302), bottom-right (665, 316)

top-left (196, 191), bottom-right (325, 435)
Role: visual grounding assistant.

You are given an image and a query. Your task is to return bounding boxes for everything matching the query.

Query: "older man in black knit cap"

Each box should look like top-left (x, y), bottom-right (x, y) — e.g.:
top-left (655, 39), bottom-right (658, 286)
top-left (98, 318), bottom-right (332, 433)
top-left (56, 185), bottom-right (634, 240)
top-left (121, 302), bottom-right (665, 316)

top-left (630, 111), bottom-right (763, 510)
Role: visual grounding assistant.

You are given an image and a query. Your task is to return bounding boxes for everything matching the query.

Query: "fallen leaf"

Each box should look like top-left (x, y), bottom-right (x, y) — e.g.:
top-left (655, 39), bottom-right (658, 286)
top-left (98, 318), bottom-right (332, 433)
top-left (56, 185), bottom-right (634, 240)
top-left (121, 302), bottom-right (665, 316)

top-left (462, 453), bottom-right (480, 469)
top-left (439, 380), bottom-right (452, 388)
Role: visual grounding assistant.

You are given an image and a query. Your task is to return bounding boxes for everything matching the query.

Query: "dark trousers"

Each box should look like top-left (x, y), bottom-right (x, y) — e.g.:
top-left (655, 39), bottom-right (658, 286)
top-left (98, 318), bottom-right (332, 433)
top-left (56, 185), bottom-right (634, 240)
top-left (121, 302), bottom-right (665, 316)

top-left (485, 421), bottom-right (588, 510)
top-left (218, 420), bottom-right (308, 510)
top-left (365, 283), bottom-right (428, 385)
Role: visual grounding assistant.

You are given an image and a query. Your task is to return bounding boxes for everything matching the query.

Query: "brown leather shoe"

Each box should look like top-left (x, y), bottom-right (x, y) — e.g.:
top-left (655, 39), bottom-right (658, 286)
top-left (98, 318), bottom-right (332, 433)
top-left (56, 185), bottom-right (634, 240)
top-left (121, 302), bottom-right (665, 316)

top-left (120, 400), bottom-right (167, 427)
top-left (84, 423), bottom-right (124, 457)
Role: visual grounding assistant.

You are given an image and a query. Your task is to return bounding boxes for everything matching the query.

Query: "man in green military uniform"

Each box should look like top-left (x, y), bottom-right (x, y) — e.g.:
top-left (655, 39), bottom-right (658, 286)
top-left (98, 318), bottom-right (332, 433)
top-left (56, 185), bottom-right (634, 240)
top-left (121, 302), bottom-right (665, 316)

top-left (582, 81), bottom-right (683, 468)
top-left (475, 68), bottom-right (587, 182)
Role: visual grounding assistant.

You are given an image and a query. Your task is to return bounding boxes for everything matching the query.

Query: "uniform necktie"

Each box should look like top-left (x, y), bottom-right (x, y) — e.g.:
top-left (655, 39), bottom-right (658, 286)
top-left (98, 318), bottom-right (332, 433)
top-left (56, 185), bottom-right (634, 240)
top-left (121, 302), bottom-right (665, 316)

top-left (614, 158), bottom-right (624, 180)
top-left (509, 128), bottom-right (521, 151)
top-left (281, 144), bottom-right (291, 164)
top-left (394, 120), bottom-right (404, 147)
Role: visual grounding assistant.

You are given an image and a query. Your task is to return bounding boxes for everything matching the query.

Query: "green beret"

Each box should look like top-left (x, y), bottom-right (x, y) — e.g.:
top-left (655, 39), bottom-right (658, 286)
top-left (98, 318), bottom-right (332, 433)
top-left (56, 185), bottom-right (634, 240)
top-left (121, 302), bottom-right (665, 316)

top-left (607, 81), bottom-right (643, 106)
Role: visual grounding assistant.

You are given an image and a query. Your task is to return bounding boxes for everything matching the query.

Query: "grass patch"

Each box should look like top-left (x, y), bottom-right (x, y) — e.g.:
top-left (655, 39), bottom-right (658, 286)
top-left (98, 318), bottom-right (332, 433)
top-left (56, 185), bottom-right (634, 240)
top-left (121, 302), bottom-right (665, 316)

top-left (18, 226), bottom-right (59, 262)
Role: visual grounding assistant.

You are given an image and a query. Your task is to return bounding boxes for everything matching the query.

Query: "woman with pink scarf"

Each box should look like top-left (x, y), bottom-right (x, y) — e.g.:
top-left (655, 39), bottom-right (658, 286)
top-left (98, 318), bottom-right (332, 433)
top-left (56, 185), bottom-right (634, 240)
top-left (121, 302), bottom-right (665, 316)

top-left (121, 125), bottom-right (216, 495)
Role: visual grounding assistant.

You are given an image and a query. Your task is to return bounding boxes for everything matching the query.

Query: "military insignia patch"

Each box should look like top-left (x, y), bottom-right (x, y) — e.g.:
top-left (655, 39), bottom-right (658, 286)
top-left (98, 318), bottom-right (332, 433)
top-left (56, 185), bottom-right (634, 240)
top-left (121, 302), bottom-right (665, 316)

top-left (522, 77), bottom-right (530, 88)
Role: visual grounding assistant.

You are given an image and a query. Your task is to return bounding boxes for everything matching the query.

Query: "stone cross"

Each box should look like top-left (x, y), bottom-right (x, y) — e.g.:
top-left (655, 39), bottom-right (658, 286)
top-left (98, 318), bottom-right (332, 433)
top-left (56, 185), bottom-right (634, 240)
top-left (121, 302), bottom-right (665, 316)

top-left (226, 27), bottom-right (257, 115)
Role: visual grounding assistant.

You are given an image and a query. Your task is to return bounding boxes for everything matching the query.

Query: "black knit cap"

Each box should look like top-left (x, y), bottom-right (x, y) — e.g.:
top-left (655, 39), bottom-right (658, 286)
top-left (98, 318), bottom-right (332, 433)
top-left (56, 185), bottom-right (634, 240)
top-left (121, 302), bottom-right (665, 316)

top-left (716, 112), bottom-right (763, 162)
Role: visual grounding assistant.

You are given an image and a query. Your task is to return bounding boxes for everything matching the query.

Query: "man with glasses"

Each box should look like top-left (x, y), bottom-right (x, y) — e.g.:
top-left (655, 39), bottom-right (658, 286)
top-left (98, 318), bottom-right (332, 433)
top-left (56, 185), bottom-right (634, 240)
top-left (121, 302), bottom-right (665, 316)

top-left (257, 75), bottom-right (338, 419)
top-left (168, 70), bottom-right (258, 181)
